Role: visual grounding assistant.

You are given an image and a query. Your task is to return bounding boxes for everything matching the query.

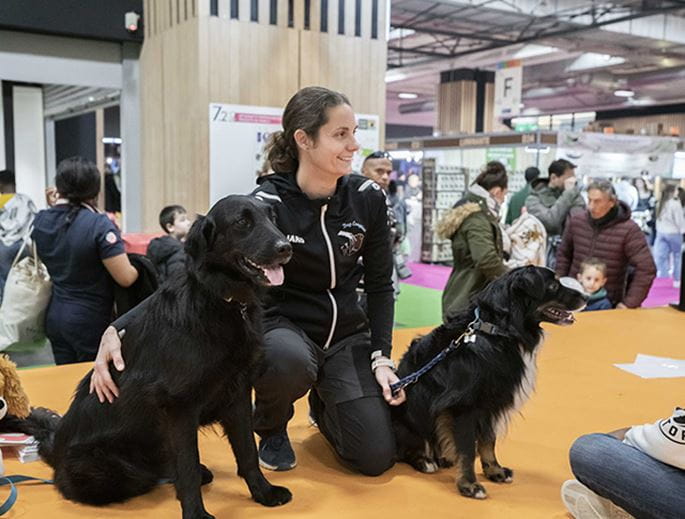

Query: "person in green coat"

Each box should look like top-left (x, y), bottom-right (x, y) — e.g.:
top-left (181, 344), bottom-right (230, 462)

top-left (505, 166), bottom-right (540, 224)
top-left (437, 162), bottom-right (509, 321)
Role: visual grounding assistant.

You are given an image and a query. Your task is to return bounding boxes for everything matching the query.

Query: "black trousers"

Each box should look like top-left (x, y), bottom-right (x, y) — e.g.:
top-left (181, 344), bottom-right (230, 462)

top-left (253, 319), bottom-right (396, 476)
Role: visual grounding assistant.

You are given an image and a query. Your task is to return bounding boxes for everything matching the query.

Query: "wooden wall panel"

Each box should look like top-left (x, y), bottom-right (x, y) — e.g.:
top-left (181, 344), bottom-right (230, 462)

top-left (329, 0), bottom-right (339, 35)
top-left (438, 81), bottom-right (477, 135)
top-left (483, 82), bottom-right (494, 133)
top-left (140, 39), bottom-right (165, 229)
top-left (344, 0), bottom-right (355, 37)
top-left (218, 0), bottom-right (230, 18)
top-left (309, 0), bottom-right (320, 32)
top-left (276, 0), bottom-right (288, 27)
top-left (293, 0), bottom-right (305, 30)
top-left (258, 0), bottom-right (270, 25)
top-left (139, 0), bottom-right (389, 230)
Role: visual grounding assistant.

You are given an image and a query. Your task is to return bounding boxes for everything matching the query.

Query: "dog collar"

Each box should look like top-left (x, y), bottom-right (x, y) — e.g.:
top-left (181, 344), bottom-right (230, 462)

top-left (463, 307), bottom-right (508, 343)
top-left (224, 297), bottom-right (248, 321)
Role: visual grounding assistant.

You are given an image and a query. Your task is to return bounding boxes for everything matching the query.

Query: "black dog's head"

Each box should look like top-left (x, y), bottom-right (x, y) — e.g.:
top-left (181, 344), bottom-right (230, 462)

top-left (185, 195), bottom-right (292, 287)
top-left (477, 266), bottom-right (587, 327)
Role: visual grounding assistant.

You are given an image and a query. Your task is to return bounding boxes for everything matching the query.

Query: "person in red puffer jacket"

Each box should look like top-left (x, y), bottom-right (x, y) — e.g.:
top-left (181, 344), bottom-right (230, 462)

top-left (556, 179), bottom-right (656, 308)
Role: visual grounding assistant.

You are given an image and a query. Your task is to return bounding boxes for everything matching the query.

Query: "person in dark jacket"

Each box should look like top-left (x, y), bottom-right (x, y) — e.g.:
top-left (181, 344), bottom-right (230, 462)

top-left (556, 180), bottom-right (656, 308)
top-left (525, 159), bottom-right (586, 269)
top-left (577, 257), bottom-right (613, 311)
top-left (146, 205), bottom-right (191, 282)
top-left (89, 87), bottom-right (403, 477)
top-left (438, 161), bottom-right (509, 320)
top-left (32, 157), bottom-right (139, 364)
top-left (505, 166), bottom-right (539, 225)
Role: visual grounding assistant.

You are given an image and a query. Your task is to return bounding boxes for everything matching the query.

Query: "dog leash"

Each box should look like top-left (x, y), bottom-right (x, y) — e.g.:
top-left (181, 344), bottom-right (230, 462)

top-left (0, 475), bottom-right (53, 515)
top-left (390, 307), bottom-right (507, 397)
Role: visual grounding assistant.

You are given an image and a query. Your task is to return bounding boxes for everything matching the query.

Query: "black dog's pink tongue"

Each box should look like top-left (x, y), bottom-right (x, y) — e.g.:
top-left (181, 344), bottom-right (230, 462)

top-left (263, 265), bottom-right (284, 286)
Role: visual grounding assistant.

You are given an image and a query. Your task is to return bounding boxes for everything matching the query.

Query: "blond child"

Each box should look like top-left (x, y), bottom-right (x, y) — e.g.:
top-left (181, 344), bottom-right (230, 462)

top-left (578, 257), bottom-right (613, 311)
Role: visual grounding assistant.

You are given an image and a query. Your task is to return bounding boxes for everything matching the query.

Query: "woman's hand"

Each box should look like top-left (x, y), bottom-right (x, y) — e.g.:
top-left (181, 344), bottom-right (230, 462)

top-left (45, 187), bottom-right (59, 207)
top-left (89, 326), bottom-right (125, 403)
top-left (374, 365), bottom-right (406, 406)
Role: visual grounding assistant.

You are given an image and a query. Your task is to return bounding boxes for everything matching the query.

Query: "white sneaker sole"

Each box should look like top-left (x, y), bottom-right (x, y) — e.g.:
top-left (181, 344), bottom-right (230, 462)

top-left (561, 479), bottom-right (633, 519)
top-left (258, 457), bottom-right (297, 472)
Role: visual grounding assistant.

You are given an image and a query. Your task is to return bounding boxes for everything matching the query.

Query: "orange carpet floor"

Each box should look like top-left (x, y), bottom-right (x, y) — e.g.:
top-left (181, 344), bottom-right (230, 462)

top-left (3, 307), bottom-right (683, 518)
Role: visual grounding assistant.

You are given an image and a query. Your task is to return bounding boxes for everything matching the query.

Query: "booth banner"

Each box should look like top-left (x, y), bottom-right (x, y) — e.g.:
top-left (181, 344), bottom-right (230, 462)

top-left (494, 60), bottom-right (522, 119)
top-left (486, 147), bottom-right (516, 172)
top-left (209, 104), bottom-right (380, 204)
top-left (209, 103), bottom-right (283, 205)
top-left (556, 131), bottom-right (678, 178)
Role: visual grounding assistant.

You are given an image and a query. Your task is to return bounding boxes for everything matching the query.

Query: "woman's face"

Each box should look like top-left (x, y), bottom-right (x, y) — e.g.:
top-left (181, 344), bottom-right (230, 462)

top-left (298, 104), bottom-right (359, 179)
top-left (489, 186), bottom-right (507, 205)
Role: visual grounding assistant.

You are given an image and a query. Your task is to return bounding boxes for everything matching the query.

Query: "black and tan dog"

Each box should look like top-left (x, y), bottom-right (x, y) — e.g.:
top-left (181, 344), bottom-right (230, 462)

top-left (392, 266), bottom-right (587, 499)
top-left (24, 195), bottom-right (293, 519)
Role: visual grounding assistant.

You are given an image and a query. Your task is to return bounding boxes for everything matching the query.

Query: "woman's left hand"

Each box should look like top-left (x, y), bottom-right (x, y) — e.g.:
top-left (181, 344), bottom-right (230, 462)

top-left (374, 365), bottom-right (406, 406)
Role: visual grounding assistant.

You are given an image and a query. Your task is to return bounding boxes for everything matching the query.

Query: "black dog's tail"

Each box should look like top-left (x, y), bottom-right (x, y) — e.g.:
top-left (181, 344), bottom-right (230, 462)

top-left (18, 407), bottom-right (61, 468)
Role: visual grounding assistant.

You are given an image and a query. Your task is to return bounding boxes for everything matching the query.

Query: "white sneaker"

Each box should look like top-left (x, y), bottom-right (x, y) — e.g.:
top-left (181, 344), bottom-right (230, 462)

top-left (561, 479), bottom-right (634, 519)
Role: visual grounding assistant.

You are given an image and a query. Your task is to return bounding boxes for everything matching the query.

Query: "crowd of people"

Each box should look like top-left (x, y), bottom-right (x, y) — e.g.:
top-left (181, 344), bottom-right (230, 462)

top-left (435, 157), bottom-right (685, 319)
top-left (0, 85), bottom-right (683, 518)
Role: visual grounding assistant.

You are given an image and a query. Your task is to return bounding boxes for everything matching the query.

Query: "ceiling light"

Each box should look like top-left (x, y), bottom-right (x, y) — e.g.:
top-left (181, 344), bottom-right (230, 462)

top-left (385, 72), bottom-right (407, 83)
top-left (513, 44), bottom-right (559, 59)
top-left (388, 28), bottom-right (415, 41)
top-left (398, 92), bottom-right (418, 99)
top-left (614, 89), bottom-right (635, 98)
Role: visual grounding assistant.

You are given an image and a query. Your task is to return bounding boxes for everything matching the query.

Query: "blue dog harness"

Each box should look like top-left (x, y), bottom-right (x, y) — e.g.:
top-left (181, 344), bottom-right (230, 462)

top-left (390, 307), bottom-right (507, 397)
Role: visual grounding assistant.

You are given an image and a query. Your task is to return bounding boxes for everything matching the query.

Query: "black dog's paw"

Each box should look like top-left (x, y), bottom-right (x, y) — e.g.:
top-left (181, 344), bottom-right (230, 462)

top-left (437, 457), bottom-right (454, 469)
top-left (457, 480), bottom-right (488, 499)
top-left (409, 457), bottom-right (439, 473)
top-left (484, 465), bottom-right (513, 483)
top-left (253, 485), bottom-right (292, 507)
top-left (199, 464), bottom-right (214, 486)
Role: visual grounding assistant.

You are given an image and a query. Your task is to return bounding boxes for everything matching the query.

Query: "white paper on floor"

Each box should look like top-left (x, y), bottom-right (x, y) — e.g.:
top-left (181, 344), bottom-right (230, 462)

top-left (614, 354), bottom-right (685, 379)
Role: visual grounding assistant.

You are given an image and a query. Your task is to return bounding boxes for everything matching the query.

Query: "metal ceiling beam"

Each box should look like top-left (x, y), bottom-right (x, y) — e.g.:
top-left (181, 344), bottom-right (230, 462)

top-left (390, 22), bottom-right (512, 44)
top-left (388, 45), bottom-right (453, 58)
top-left (390, 2), bottom-right (685, 67)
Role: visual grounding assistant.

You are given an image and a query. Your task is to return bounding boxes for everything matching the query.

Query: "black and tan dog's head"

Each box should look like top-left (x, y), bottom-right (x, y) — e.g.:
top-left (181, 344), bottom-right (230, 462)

top-left (185, 195), bottom-right (292, 287)
top-left (477, 266), bottom-right (587, 326)
top-left (510, 266), bottom-right (587, 325)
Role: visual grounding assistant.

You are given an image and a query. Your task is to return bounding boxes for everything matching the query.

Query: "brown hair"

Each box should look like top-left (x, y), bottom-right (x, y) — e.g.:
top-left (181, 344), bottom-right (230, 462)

top-left (580, 257), bottom-right (607, 277)
top-left (266, 87), bottom-right (351, 173)
top-left (473, 161), bottom-right (508, 190)
top-left (657, 184), bottom-right (677, 219)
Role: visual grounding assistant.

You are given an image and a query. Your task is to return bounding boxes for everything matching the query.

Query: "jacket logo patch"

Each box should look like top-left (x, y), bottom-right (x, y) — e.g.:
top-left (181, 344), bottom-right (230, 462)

top-left (338, 230), bottom-right (364, 256)
top-left (286, 234), bottom-right (305, 244)
top-left (658, 417), bottom-right (685, 445)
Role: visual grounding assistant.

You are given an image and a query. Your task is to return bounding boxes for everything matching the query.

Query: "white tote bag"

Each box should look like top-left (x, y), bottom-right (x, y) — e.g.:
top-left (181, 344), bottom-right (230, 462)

top-left (0, 236), bottom-right (52, 351)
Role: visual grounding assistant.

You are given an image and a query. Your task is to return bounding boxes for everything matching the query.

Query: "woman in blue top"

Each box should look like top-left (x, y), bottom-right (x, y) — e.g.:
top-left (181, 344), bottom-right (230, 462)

top-left (32, 157), bottom-right (138, 365)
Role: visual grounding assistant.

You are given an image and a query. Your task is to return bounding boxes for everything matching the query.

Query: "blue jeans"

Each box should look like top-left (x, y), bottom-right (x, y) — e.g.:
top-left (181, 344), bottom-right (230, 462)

top-left (570, 433), bottom-right (685, 519)
top-left (653, 232), bottom-right (683, 281)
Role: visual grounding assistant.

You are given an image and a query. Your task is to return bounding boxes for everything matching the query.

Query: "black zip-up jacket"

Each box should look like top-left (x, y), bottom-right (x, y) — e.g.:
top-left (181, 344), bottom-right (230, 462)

top-left (254, 172), bottom-right (394, 357)
top-left (112, 173), bottom-right (394, 357)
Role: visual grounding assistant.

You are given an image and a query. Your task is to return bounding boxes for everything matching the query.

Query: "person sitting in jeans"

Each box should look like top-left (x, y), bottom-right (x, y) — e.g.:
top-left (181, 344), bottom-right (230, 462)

top-left (562, 407), bottom-right (685, 519)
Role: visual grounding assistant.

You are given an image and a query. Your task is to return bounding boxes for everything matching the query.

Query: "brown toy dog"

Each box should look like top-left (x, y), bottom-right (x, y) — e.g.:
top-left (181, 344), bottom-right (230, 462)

top-left (0, 355), bottom-right (30, 427)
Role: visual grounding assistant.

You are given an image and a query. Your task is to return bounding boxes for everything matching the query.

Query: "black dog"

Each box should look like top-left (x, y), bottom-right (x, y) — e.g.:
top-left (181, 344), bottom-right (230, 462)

top-left (392, 266), bottom-right (587, 499)
top-left (25, 195), bottom-right (293, 519)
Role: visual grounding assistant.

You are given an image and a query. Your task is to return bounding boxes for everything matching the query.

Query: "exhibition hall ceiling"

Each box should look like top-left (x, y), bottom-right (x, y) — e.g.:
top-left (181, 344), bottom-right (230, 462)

top-left (387, 0), bottom-right (685, 126)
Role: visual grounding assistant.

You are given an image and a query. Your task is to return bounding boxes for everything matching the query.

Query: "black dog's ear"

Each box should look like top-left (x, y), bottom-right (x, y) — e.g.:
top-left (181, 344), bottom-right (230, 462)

top-left (511, 266), bottom-right (547, 300)
top-left (185, 215), bottom-right (216, 261)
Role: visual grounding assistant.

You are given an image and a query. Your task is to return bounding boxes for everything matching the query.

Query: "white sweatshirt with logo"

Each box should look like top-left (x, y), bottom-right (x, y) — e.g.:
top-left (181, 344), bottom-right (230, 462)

top-left (623, 407), bottom-right (685, 470)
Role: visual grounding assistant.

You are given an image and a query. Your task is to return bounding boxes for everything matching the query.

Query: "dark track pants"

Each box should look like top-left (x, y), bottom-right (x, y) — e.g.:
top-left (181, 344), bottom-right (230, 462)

top-left (253, 319), bottom-right (396, 476)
